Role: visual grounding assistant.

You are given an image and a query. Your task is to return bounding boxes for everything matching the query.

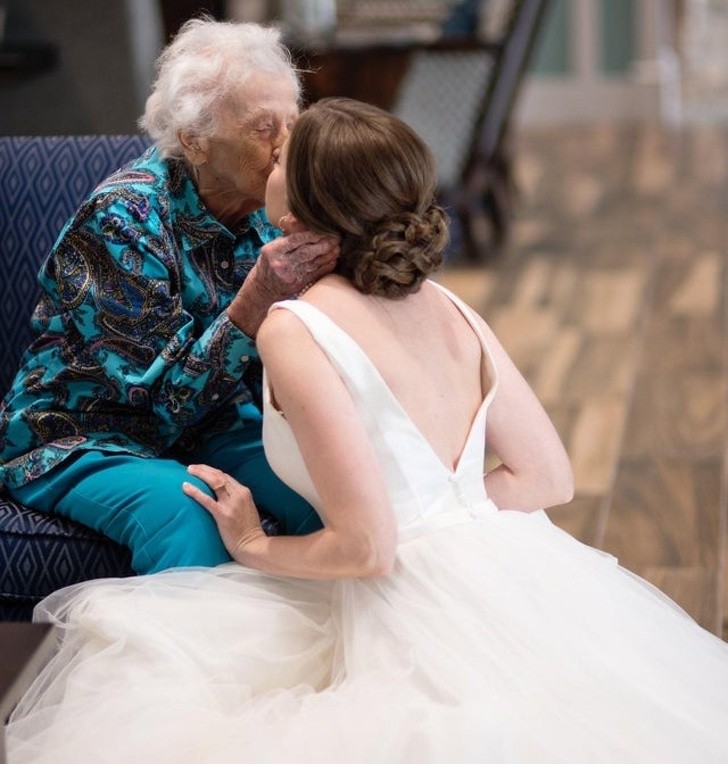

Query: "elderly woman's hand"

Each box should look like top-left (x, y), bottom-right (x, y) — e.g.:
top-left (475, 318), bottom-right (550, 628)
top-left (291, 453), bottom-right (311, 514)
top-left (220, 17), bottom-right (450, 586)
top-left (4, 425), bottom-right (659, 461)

top-left (227, 221), bottom-right (339, 337)
top-left (183, 465), bottom-right (267, 560)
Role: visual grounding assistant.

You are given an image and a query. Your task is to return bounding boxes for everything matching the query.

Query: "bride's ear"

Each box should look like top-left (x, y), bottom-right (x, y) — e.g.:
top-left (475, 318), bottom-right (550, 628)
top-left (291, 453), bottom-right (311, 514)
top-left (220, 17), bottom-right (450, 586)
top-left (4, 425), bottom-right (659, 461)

top-left (278, 213), bottom-right (306, 235)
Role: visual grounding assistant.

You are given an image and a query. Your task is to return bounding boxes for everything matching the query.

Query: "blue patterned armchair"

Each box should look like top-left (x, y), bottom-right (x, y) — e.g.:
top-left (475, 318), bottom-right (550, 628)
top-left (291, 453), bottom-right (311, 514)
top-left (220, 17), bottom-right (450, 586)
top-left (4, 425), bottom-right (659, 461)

top-left (0, 136), bottom-right (153, 621)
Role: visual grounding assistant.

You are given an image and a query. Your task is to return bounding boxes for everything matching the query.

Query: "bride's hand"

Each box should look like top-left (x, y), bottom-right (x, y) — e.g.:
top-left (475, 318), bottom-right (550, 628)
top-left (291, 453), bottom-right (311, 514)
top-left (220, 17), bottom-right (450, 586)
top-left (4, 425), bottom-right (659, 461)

top-left (183, 465), bottom-right (266, 559)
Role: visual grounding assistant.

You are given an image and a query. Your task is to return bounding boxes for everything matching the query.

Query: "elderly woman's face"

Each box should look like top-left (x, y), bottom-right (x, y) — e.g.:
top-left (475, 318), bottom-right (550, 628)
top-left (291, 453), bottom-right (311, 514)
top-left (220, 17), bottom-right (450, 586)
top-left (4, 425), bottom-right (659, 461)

top-left (193, 71), bottom-right (298, 222)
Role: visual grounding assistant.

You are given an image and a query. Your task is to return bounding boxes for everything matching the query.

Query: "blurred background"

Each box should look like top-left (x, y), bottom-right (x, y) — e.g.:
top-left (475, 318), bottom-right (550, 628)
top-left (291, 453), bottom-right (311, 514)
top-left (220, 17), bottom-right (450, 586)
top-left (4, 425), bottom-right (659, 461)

top-left (3, 2), bottom-right (725, 136)
top-left (1, 0), bottom-right (727, 638)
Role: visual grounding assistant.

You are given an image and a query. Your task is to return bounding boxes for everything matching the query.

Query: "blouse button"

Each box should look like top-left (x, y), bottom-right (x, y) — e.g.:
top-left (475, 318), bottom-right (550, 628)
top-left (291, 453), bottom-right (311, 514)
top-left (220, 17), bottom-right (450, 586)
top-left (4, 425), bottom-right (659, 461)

top-left (241, 355), bottom-right (250, 363)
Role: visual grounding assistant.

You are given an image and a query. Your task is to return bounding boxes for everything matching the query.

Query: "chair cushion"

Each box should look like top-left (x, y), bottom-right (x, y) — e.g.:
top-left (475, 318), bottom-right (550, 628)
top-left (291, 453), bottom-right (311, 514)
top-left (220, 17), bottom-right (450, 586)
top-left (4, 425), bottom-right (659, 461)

top-left (0, 496), bottom-right (135, 620)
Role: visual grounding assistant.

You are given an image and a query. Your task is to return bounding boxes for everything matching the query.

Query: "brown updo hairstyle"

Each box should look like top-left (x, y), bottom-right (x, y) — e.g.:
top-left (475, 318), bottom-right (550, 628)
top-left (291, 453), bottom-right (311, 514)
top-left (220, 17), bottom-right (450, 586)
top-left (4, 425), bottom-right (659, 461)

top-left (286, 98), bottom-right (449, 298)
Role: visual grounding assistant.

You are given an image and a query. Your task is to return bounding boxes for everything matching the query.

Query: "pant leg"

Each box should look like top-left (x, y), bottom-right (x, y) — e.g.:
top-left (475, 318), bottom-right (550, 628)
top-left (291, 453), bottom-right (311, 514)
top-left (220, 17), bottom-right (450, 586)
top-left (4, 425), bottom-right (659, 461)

top-left (9, 451), bottom-right (232, 574)
top-left (9, 423), bottom-right (322, 573)
top-left (195, 427), bottom-right (323, 536)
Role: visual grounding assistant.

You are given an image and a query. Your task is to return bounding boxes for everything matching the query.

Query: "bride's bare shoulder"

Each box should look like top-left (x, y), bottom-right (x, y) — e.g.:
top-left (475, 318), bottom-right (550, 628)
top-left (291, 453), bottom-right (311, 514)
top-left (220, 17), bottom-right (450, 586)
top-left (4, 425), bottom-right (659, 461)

top-left (257, 305), bottom-right (314, 357)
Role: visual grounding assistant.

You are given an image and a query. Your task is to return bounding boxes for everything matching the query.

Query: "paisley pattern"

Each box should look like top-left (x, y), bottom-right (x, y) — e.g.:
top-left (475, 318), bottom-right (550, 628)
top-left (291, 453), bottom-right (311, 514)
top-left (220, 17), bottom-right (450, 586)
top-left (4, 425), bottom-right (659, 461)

top-left (0, 146), bottom-right (278, 489)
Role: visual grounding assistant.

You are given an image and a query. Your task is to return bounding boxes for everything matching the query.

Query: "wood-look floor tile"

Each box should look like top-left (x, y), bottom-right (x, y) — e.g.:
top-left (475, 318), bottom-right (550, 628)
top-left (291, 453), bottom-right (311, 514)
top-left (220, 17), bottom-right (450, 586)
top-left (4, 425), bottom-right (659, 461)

top-left (567, 397), bottom-right (626, 496)
top-left (510, 217), bottom-right (554, 249)
top-left (670, 252), bottom-right (722, 316)
top-left (562, 335), bottom-right (638, 401)
top-left (688, 127), bottom-right (728, 187)
top-left (548, 261), bottom-right (579, 309)
top-left (653, 235), bottom-right (698, 264)
top-left (631, 126), bottom-right (678, 196)
top-left (639, 313), bottom-right (724, 372)
top-left (543, 404), bottom-right (580, 449)
top-left (512, 257), bottom-right (552, 306)
top-left (605, 459), bottom-right (721, 570)
top-left (572, 269), bottom-right (649, 335)
top-left (488, 304), bottom-right (559, 372)
top-left (589, 122), bottom-right (624, 158)
top-left (561, 172), bottom-right (604, 218)
top-left (622, 371), bottom-right (726, 459)
top-left (513, 151), bottom-right (545, 201)
top-left (436, 268), bottom-right (494, 311)
top-left (534, 327), bottom-right (582, 405)
top-left (480, 259), bottom-right (529, 308)
top-left (571, 239), bottom-right (654, 270)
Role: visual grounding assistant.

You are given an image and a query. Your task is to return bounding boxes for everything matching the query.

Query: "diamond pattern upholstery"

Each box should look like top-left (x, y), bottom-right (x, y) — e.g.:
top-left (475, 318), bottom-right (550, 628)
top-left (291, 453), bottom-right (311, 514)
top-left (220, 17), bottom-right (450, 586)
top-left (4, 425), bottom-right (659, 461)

top-left (0, 135), bottom-right (152, 620)
top-left (0, 497), bottom-right (134, 621)
top-left (0, 135), bottom-right (153, 395)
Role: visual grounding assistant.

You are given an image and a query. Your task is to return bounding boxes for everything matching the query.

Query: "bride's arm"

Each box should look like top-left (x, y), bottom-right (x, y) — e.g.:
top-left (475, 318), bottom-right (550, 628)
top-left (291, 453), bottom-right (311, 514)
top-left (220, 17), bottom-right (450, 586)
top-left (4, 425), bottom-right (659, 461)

top-left (476, 316), bottom-right (575, 512)
top-left (184, 308), bottom-right (398, 579)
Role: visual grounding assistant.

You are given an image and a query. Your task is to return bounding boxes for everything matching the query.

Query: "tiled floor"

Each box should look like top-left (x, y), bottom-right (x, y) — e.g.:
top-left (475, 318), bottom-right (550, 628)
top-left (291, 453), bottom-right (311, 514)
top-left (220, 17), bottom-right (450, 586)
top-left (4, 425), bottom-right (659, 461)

top-left (438, 122), bottom-right (728, 637)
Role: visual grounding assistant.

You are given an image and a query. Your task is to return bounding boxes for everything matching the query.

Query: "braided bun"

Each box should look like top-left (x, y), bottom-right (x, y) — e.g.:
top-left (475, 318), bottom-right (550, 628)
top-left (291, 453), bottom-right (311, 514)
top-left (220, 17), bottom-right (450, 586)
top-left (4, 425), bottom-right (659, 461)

top-left (339, 205), bottom-right (449, 298)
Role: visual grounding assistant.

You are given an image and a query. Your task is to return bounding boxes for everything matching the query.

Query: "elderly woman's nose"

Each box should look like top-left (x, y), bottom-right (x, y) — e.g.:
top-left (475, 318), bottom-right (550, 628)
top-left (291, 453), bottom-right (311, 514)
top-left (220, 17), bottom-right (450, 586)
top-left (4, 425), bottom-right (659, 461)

top-left (277, 122), bottom-right (291, 146)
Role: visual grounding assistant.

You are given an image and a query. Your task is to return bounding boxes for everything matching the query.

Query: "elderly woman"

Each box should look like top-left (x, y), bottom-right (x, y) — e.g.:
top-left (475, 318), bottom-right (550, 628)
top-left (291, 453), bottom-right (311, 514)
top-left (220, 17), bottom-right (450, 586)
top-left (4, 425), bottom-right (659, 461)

top-left (0, 19), bottom-right (337, 573)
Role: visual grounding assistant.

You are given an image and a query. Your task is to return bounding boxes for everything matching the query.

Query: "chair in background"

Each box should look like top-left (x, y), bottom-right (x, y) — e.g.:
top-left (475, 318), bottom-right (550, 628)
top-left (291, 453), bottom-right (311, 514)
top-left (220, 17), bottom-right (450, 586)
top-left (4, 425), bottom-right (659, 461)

top-left (0, 135), bottom-right (150, 621)
top-left (294, 0), bottom-right (553, 261)
top-left (391, 0), bottom-right (553, 261)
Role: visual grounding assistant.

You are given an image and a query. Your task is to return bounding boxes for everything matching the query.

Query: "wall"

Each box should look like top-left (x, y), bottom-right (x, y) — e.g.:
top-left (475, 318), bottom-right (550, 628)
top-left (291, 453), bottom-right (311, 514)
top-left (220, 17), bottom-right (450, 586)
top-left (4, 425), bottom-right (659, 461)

top-left (0, 0), bottom-right (160, 135)
top-left (520, 0), bottom-right (663, 123)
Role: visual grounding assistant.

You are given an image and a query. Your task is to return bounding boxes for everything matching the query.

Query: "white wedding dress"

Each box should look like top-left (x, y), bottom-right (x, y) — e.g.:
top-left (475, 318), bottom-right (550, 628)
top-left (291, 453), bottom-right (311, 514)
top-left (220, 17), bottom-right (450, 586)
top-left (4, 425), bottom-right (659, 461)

top-left (8, 284), bottom-right (728, 763)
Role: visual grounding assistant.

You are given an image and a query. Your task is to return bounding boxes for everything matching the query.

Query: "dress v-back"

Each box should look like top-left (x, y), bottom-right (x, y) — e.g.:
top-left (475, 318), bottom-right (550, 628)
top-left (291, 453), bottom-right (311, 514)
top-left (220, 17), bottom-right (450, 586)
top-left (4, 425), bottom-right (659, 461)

top-left (7, 283), bottom-right (728, 764)
top-left (262, 282), bottom-right (499, 543)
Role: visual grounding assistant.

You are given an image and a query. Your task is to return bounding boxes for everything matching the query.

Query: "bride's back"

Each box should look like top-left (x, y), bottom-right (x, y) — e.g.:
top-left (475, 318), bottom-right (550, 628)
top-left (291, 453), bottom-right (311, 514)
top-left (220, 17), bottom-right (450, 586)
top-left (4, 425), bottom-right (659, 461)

top-left (304, 275), bottom-right (486, 472)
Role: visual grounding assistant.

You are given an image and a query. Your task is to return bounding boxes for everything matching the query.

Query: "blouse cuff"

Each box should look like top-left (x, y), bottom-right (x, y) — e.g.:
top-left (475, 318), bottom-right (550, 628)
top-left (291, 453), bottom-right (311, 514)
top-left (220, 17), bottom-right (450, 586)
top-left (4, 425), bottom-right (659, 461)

top-left (214, 313), bottom-right (259, 375)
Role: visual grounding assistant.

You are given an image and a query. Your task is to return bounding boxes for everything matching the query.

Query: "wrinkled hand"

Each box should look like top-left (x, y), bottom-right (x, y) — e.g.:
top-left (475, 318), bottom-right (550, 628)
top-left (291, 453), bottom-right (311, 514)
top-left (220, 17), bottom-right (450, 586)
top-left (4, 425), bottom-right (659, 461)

top-left (227, 215), bottom-right (340, 337)
top-left (183, 465), bottom-right (266, 560)
top-left (260, 213), bottom-right (339, 295)
top-left (255, 229), bottom-right (338, 294)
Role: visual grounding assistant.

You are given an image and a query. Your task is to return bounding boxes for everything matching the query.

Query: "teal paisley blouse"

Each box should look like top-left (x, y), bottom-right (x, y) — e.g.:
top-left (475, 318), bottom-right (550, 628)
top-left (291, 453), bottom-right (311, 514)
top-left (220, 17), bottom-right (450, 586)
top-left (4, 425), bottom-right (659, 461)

top-left (0, 146), bottom-right (278, 488)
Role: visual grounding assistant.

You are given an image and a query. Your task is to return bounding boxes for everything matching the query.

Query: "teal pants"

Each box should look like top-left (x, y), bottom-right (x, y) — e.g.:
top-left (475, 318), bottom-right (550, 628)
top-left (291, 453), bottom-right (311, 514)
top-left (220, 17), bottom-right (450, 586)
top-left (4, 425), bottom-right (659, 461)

top-left (10, 429), bottom-right (321, 574)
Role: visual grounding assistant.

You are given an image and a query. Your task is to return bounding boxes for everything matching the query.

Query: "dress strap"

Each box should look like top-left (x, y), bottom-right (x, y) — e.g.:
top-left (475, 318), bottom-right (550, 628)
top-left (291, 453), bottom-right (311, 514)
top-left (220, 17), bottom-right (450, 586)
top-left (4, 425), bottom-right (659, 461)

top-left (266, 299), bottom-right (397, 447)
top-left (267, 299), bottom-right (376, 385)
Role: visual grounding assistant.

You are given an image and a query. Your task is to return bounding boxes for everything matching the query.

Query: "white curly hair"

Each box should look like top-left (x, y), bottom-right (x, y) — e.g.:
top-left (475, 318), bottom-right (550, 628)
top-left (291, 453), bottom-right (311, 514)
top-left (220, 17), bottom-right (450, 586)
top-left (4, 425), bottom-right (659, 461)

top-left (139, 18), bottom-right (301, 158)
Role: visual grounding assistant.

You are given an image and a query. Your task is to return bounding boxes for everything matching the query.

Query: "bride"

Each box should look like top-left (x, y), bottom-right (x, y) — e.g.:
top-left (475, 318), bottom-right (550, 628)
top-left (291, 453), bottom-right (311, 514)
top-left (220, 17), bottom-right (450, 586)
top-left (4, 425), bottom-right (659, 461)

top-left (8, 98), bottom-right (728, 763)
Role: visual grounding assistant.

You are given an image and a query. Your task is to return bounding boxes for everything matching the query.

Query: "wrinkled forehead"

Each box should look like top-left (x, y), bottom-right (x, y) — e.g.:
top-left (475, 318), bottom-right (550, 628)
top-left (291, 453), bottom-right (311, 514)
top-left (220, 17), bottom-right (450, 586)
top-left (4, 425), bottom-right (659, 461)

top-left (231, 71), bottom-right (300, 120)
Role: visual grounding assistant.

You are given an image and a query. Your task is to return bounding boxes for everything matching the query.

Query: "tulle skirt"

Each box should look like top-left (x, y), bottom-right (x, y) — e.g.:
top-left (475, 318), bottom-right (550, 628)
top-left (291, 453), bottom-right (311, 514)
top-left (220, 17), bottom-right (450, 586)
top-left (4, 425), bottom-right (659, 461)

top-left (7, 509), bottom-right (728, 763)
